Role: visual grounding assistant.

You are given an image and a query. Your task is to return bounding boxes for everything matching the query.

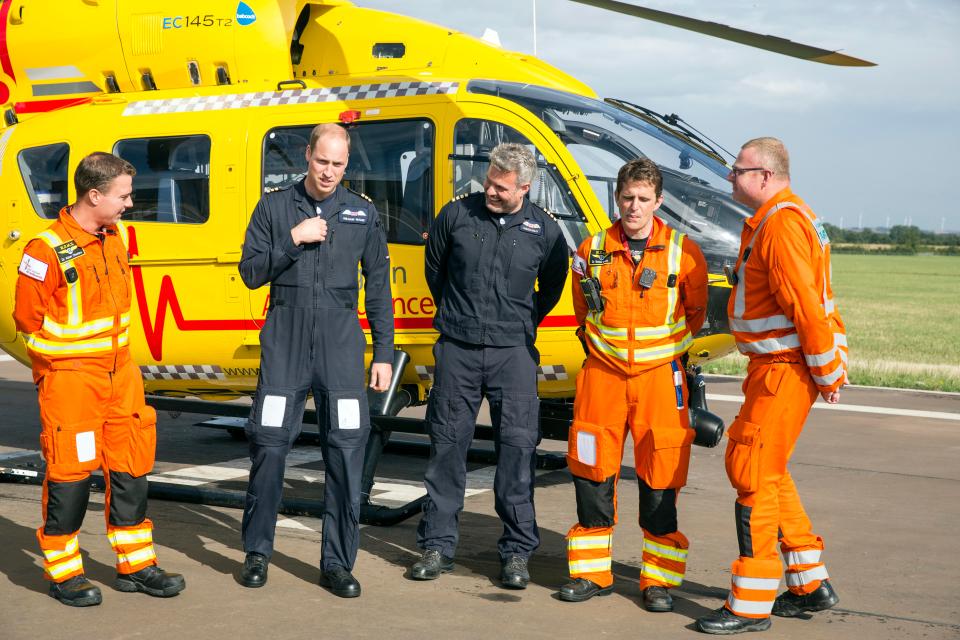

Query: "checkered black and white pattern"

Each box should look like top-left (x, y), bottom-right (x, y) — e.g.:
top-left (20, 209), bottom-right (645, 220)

top-left (415, 364), bottom-right (567, 382)
top-left (122, 81), bottom-right (460, 116)
top-left (140, 365), bottom-right (226, 381)
top-left (537, 365), bottom-right (568, 381)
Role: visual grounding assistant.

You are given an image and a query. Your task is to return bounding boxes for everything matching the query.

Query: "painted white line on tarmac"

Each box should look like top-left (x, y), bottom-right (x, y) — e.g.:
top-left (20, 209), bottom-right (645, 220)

top-left (0, 354), bottom-right (13, 362)
top-left (706, 394), bottom-right (960, 422)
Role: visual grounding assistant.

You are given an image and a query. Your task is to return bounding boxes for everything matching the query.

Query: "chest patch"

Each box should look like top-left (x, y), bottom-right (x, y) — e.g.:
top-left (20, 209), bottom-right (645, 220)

top-left (520, 220), bottom-right (543, 235)
top-left (588, 249), bottom-right (612, 265)
top-left (19, 254), bottom-right (49, 282)
top-left (338, 209), bottom-right (368, 225)
top-left (54, 240), bottom-right (85, 263)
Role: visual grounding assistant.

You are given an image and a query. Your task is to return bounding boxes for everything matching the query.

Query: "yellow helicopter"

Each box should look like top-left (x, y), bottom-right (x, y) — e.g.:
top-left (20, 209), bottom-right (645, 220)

top-left (0, 0), bottom-right (873, 414)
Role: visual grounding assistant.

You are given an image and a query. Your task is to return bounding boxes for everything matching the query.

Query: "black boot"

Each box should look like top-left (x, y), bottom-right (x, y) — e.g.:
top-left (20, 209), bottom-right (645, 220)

top-left (642, 586), bottom-right (674, 612)
top-left (238, 552), bottom-right (269, 588)
top-left (558, 578), bottom-right (613, 602)
top-left (49, 575), bottom-right (102, 607)
top-left (114, 565), bottom-right (186, 597)
top-left (696, 607), bottom-right (772, 634)
top-left (320, 567), bottom-right (361, 598)
top-left (409, 549), bottom-right (454, 581)
top-left (500, 555), bottom-right (529, 590)
top-left (772, 579), bottom-right (839, 617)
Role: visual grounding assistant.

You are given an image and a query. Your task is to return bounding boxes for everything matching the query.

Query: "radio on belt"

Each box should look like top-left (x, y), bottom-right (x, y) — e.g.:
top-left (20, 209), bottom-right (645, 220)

top-left (579, 277), bottom-right (605, 312)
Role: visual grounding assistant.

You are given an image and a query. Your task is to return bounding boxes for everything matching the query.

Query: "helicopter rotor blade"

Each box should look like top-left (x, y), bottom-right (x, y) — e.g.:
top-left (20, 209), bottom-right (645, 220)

top-left (566, 0), bottom-right (877, 67)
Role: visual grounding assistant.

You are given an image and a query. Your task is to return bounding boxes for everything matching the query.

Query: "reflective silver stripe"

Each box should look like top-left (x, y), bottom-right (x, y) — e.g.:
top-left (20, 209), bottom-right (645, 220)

top-left (664, 229), bottom-right (683, 325)
top-left (726, 594), bottom-right (774, 616)
top-left (812, 364), bottom-right (845, 387)
top-left (569, 558), bottom-right (612, 573)
top-left (785, 565), bottom-right (829, 587)
top-left (47, 555), bottom-right (84, 580)
top-left (804, 348), bottom-right (837, 368)
top-left (568, 534), bottom-right (612, 550)
top-left (43, 536), bottom-right (79, 562)
top-left (786, 549), bottom-right (822, 566)
top-left (589, 231), bottom-right (606, 279)
top-left (34, 230), bottom-right (84, 327)
top-left (731, 575), bottom-right (780, 590)
top-left (834, 333), bottom-right (847, 348)
top-left (730, 314), bottom-right (795, 333)
top-left (585, 315), bottom-right (628, 339)
top-left (117, 545), bottom-right (156, 567)
top-left (42, 315), bottom-right (115, 339)
top-left (736, 333), bottom-right (801, 355)
top-left (732, 207), bottom-right (780, 321)
top-left (633, 333), bottom-right (693, 361)
top-left (643, 539), bottom-right (688, 561)
top-left (586, 329), bottom-right (629, 361)
top-left (634, 316), bottom-right (687, 339)
top-left (108, 528), bottom-right (153, 546)
top-left (641, 563), bottom-right (683, 585)
top-left (823, 296), bottom-right (835, 314)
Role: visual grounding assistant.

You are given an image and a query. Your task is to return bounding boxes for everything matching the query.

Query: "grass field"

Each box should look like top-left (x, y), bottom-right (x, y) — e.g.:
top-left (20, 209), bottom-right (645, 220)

top-left (701, 254), bottom-right (960, 392)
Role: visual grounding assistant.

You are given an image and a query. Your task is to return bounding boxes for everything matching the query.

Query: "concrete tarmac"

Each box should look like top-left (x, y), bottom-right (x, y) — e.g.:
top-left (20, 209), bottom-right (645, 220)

top-left (0, 357), bottom-right (958, 640)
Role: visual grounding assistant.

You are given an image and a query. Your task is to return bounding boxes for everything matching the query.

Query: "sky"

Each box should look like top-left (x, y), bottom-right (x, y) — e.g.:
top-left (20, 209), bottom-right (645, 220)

top-left (362, 0), bottom-right (960, 232)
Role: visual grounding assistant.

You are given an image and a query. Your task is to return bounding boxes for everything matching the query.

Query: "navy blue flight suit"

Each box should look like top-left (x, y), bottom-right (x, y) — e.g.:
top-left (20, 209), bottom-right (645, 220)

top-left (238, 180), bottom-right (393, 572)
top-left (418, 192), bottom-right (570, 560)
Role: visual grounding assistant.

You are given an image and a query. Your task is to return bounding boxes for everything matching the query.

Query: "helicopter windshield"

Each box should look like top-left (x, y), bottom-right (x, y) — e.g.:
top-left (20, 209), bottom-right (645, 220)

top-left (467, 80), bottom-right (750, 271)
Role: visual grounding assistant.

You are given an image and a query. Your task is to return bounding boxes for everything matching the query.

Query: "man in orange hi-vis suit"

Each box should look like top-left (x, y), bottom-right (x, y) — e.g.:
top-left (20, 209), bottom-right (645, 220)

top-left (696, 138), bottom-right (846, 634)
top-left (14, 152), bottom-right (185, 607)
top-left (559, 158), bottom-right (707, 612)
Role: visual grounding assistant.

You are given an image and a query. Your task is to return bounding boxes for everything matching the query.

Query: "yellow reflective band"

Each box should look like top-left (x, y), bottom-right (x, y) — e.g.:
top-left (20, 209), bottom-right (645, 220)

top-left (643, 540), bottom-right (688, 562)
top-left (569, 558), bottom-right (612, 574)
top-left (43, 536), bottom-right (79, 562)
top-left (568, 535), bottom-right (612, 551)
top-left (42, 314), bottom-right (116, 339)
top-left (586, 329), bottom-right (629, 361)
top-left (116, 221), bottom-right (129, 250)
top-left (108, 529), bottom-right (153, 547)
top-left (47, 555), bottom-right (84, 580)
top-left (117, 545), bottom-right (157, 567)
top-left (641, 563), bottom-right (683, 586)
top-left (633, 316), bottom-right (688, 340)
top-left (664, 230), bottom-right (683, 325)
top-left (632, 333), bottom-right (693, 362)
top-left (585, 315), bottom-right (628, 339)
top-left (25, 328), bottom-right (129, 356)
top-left (34, 229), bottom-right (83, 326)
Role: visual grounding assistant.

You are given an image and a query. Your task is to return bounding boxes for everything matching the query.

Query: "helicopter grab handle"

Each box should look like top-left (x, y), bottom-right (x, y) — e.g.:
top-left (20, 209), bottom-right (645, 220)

top-left (277, 79), bottom-right (307, 92)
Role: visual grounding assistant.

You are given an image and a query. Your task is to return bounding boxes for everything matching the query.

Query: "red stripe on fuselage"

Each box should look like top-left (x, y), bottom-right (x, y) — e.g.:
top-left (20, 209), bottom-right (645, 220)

top-left (15, 97), bottom-right (92, 113)
top-left (0, 0), bottom-right (15, 81)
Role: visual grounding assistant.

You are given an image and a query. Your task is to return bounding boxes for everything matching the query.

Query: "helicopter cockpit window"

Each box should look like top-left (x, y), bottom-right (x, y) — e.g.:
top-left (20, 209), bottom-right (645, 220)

top-left (18, 143), bottom-right (69, 219)
top-left (467, 80), bottom-right (752, 272)
top-left (113, 135), bottom-right (211, 224)
top-left (262, 119), bottom-right (435, 245)
top-left (452, 118), bottom-right (588, 251)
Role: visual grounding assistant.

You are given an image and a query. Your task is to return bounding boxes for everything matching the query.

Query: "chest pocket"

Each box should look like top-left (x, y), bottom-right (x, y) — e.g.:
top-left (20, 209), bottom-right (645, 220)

top-left (327, 221), bottom-right (368, 290)
top-left (506, 228), bottom-right (544, 299)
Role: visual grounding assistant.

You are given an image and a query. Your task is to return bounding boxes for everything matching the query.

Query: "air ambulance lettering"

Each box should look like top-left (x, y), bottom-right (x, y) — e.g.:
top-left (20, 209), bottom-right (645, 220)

top-left (18, 254), bottom-right (49, 282)
top-left (520, 220), bottom-right (543, 235)
top-left (53, 240), bottom-right (84, 263)
top-left (338, 209), bottom-right (368, 225)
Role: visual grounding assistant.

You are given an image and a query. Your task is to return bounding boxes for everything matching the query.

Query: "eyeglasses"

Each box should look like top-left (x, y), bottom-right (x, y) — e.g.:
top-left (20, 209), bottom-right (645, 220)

top-left (728, 167), bottom-right (769, 177)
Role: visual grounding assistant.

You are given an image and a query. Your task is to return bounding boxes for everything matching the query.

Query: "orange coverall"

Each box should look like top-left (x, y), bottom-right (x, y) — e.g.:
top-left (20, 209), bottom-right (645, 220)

top-left (721, 187), bottom-right (848, 618)
top-left (566, 217), bottom-right (707, 590)
top-left (14, 208), bottom-right (159, 583)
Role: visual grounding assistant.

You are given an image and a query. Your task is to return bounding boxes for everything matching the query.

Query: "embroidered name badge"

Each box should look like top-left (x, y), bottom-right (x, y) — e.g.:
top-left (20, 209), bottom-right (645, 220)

top-left (338, 209), bottom-right (368, 225)
top-left (588, 249), bottom-right (612, 265)
top-left (54, 240), bottom-right (84, 263)
top-left (813, 219), bottom-right (830, 247)
top-left (18, 254), bottom-right (49, 282)
top-left (520, 220), bottom-right (543, 235)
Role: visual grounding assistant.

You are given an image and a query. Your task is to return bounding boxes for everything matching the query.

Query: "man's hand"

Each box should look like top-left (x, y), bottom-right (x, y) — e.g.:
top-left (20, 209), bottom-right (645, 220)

top-left (291, 217), bottom-right (328, 246)
top-left (369, 362), bottom-right (393, 392)
top-left (820, 372), bottom-right (848, 404)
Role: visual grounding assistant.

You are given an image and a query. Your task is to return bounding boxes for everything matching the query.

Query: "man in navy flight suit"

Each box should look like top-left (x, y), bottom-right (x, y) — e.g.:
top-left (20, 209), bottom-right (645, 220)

top-left (237, 124), bottom-right (394, 598)
top-left (410, 143), bottom-right (570, 588)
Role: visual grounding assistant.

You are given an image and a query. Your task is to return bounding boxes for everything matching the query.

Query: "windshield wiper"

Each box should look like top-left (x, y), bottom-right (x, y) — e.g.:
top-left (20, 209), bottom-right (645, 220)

top-left (604, 98), bottom-right (734, 162)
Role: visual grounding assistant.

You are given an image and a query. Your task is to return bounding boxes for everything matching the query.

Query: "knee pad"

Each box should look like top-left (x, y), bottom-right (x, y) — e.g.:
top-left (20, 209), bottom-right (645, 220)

top-left (638, 481), bottom-right (678, 536)
top-left (573, 475), bottom-right (616, 528)
top-left (108, 472), bottom-right (149, 527)
top-left (44, 478), bottom-right (91, 535)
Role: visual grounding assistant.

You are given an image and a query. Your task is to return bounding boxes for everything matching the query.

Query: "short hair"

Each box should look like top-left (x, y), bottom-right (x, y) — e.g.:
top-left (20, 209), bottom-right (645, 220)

top-left (309, 123), bottom-right (351, 152)
top-left (615, 157), bottom-right (662, 197)
top-left (489, 143), bottom-right (536, 186)
top-left (741, 137), bottom-right (790, 178)
top-left (74, 152), bottom-right (136, 198)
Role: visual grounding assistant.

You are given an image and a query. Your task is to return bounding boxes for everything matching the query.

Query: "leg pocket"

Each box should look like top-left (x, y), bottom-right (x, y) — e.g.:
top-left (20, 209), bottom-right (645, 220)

top-left (724, 419), bottom-right (762, 492)
top-left (639, 427), bottom-right (695, 489)
top-left (127, 406), bottom-right (157, 477)
top-left (567, 420), bottom-right (616, 482)
top-left (425, 386), bottom-right (460, 444)
top-left (247, 387), bottom-right (302, 446)
top-left (43, 418), bottom-right (103, 481)
top-left (498, 393), bottom-right (540, 448)
top-left (325, 390), bottom-right (370, 449)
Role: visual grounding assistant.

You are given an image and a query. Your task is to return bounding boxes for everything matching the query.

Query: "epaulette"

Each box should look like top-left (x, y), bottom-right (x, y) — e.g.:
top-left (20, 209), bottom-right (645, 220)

top-left (264, 184), bottom-right (291, 194)
top-left (543, 208), bottom-right (558, 222)
top-left (451, 192), bottom-right (472, 203)
top-left (344, 186), bottom-right (373, 203)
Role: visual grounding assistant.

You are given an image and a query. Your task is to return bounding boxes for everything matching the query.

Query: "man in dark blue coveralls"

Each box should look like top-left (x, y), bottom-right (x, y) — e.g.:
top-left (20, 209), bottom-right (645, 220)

top-left (237, 124), bottom-right (394, 598)
top-left (409, 143), bottom-right (570, 588)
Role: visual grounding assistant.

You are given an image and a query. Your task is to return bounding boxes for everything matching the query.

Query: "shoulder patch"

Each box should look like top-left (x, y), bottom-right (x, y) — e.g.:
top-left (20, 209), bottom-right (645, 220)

top-left (19, 253), bottom-right (49, 282)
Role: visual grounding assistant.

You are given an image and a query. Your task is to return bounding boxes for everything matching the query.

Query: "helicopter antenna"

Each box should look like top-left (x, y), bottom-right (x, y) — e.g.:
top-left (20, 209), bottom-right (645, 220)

top-left (666, 114), bottom-right (736, 161)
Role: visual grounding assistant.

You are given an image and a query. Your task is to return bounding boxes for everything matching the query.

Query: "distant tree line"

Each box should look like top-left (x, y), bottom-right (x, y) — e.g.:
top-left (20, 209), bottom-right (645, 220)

top-left (825, 224), bottom-right (960, 255)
